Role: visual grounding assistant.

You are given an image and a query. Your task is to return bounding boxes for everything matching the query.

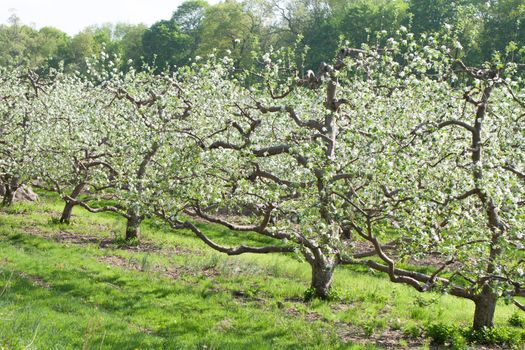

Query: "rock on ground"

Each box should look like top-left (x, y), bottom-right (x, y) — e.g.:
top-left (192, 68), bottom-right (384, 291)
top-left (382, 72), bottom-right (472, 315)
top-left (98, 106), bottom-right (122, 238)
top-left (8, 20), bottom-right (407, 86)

top-left (0, 184), bottom-right (39, 202)
top-left (14, 185), bottom-right (39, 202)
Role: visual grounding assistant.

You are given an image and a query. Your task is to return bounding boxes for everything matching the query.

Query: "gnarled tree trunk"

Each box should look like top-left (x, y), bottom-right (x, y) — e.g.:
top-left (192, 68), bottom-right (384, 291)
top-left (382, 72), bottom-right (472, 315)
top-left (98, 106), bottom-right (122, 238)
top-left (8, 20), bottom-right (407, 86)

top-left (59, 182), bottom-right (85, 224)
top-left (1, 185), bottom-right (15, 207)
top-left (473, 289), bottom-right (497, 330)
top-left (60, 201), bottom-right (76, 224)
top-left (1, 176), bottom-right (18, 207)
top-left (309, 259), bottom-right (336, 300)
top-left (125, 209), bottom-right (143, 241)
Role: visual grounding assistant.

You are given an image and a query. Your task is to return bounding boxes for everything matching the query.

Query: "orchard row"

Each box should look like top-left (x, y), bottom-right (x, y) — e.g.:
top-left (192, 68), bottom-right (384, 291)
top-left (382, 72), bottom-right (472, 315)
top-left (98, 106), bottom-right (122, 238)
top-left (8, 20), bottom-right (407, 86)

top-left (1, 30), bottom-right (524, 329)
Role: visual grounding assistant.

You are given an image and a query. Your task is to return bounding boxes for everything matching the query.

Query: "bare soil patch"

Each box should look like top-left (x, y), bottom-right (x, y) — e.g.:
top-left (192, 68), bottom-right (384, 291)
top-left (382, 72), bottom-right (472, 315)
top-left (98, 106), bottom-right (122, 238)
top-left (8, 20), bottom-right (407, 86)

top-left (18, 271), bottom-right (52, 289)
top-left (336, 322), bottom-right (425, 349)
top-left (97, 255), bottom-right (218, 281)
top-left (285, 306), bottom-right (324, 322)
top-left (22, 226), bottom-right (194, 256)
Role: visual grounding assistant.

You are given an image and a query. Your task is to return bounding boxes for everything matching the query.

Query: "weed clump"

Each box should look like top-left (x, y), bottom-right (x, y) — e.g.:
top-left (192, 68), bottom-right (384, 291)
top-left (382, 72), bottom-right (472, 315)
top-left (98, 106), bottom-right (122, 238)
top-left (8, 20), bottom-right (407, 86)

top-left (426, 322), bottom-right (525, 349)
top-left (303, 287), bottom-right (340, 302)
top-left (508, 312), bottom-right (525, 328)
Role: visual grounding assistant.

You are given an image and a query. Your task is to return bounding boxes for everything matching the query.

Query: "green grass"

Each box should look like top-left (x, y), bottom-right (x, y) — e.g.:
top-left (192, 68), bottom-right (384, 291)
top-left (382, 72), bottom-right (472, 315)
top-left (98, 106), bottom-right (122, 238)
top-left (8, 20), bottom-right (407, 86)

top-left (0, 193), bottom-right (523, 349)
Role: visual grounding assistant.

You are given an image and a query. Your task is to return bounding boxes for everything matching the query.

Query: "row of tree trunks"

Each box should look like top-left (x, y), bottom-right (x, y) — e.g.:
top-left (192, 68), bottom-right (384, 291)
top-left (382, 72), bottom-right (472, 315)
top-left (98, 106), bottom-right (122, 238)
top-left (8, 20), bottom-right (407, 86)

top-left (4, 178), bottom-right (499, 330)
top-left (58, 185), bottom-right (142, 241)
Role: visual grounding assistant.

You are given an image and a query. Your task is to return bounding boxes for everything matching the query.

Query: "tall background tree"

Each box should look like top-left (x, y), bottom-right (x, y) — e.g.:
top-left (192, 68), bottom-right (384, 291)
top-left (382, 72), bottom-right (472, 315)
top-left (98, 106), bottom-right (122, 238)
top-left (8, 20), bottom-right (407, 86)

top-left (2, 0), bottom-right (525, 72)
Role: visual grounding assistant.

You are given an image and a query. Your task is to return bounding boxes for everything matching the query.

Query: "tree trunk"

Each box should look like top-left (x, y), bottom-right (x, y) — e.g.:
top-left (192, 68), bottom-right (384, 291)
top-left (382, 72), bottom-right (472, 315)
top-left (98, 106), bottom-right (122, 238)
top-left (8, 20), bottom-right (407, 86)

top-left (1, 176), bottom-right (18, 207)
top-left (309, 261), bottom-right (335, 300)
top-left (125, 210), bottom-right (143, 241)
top-left (59, 183), bottom-right (85, 224)
top-left (473, 291), bottom-right (497, 330)
top-left (1, 185), bottom-right (14, 207)
top-left (60, 201), bottom-right (76, 224)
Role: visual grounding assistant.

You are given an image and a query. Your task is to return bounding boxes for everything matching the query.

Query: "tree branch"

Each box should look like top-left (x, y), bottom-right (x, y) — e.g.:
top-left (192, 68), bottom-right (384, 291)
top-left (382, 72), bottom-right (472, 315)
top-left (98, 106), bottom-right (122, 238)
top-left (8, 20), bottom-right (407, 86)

top-left (437, 120), bottom-right (475, 133)
top-left (503, 165), bottom-right (525, 181)
top-left (64, 196), bottom-right (129, 219)
top-left (255, 102), bottom-right (323, 131)
top-left (169, 219), bottom-right (295, 256)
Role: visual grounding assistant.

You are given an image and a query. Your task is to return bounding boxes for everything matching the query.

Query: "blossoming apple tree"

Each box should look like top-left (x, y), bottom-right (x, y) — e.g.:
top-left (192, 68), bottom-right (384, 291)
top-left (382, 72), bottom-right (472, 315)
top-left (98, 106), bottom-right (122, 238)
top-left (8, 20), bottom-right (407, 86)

top-left (150, 32), bottom-right (525, 330)
top-left (71, 58), bottom-right (193, 241)
top-left (330, 35), bottom-right (525, 329)
top-left (0, 67), bottom-right (43, 206)
top-left (31, 69), bottom-right (120, 223)
top-left (1, 31), bottom-right (523, 331)
top-left (149, 42), bottom-right (428, 300)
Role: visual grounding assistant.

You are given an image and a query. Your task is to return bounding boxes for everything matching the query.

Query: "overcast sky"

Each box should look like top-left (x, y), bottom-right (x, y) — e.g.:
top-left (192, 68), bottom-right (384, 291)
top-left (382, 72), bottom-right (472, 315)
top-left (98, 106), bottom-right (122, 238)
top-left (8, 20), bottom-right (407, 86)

top-left (1, 0), bottom-right (216, 35)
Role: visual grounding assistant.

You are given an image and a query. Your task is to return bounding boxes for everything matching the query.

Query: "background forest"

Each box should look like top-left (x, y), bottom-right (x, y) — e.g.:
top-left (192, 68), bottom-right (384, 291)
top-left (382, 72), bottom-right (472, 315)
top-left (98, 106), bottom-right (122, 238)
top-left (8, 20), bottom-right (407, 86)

top-left (2, 0), bottom-right (525, 73)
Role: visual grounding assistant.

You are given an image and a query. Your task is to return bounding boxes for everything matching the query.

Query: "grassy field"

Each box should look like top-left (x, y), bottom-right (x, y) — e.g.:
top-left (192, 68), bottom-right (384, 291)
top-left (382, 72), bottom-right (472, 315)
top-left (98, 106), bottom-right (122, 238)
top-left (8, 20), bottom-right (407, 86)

top-left (0, 192), bottom-right (522, 349)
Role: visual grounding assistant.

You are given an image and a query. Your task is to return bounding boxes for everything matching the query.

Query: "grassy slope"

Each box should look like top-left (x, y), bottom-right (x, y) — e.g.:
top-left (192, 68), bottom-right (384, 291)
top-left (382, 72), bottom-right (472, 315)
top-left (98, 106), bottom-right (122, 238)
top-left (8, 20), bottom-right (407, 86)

top-left (0, 193), bottom-right (521, 349)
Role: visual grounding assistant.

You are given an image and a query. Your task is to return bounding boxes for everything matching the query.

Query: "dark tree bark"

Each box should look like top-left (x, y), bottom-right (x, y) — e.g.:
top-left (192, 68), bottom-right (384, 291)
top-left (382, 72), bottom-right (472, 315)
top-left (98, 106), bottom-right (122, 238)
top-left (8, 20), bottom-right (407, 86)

top-left (1, 176), bottom-right (18, 207)
top-left (1, 185), bottom-right (14, 207)
top-left (59, 182), bottom-right (85, 224)
top-left (473, 289), bottom-right (497, 330)
top-left (341, 225), bottom-right (353, 240)
top-left (60, 201), bottom-right (76, 223)
top-left (125, 209), bottom-right (143, 241)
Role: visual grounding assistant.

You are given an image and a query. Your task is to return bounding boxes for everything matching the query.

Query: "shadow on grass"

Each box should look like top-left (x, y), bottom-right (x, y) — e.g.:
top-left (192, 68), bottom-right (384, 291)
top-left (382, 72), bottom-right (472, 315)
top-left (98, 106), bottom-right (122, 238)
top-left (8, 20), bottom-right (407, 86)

top-left (0, 232), bottom-right (344, 349)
